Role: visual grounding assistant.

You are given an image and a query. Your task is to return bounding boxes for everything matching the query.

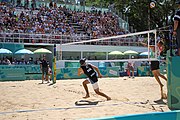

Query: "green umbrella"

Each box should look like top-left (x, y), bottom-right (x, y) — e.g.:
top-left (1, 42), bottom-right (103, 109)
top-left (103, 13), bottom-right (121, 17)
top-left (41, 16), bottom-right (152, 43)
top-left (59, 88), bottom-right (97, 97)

top-left (123, 50), bottom-right (138, 55)
top-left (33, 48), bottom-right (52, 54)
top-left (109, 51), bottom-right (124, 55)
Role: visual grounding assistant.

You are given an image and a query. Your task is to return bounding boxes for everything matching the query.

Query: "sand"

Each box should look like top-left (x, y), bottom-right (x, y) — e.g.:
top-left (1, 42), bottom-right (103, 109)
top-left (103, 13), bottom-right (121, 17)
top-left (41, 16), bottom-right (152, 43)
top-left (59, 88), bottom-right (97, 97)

top-left (0, 77), bottom-right (169, 120)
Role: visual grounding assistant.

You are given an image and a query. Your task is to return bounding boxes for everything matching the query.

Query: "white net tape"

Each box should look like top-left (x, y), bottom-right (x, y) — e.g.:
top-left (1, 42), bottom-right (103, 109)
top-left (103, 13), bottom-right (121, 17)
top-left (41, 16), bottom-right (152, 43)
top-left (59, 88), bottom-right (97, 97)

top-left (61, 29), bottom-right (158, 62)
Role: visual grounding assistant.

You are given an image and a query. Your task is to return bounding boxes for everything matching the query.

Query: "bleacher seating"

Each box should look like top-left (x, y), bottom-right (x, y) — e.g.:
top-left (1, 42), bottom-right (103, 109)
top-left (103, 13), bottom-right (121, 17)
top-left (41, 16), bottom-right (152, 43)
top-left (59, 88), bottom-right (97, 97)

top-left (0, 1), bottom-right (142, 46)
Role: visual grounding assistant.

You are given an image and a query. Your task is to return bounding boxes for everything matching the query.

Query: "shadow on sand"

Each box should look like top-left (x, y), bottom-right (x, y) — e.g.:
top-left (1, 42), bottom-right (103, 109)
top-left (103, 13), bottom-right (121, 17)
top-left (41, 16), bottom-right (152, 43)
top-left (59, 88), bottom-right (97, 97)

top-left (153, 99), bottom-right (166, 105)
top-left (75, 100), bottom-right (100, 106)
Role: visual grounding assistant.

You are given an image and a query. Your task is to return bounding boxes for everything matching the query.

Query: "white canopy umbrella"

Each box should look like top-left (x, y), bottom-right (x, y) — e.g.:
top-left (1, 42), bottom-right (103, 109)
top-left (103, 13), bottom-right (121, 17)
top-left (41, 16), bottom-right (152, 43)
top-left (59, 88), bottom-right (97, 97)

top-left (15, 49), bottom-right (34, 54)
top-left (0, 48), bottom-right (12, 54)
top-left (109, 51), bottom-right (124, 55)
top-left (123, 50), bottom-right (138, 55)
top-left (33, 48), bottom-right (52, 54)
top-left (139, 52), bottom-right (149, 56)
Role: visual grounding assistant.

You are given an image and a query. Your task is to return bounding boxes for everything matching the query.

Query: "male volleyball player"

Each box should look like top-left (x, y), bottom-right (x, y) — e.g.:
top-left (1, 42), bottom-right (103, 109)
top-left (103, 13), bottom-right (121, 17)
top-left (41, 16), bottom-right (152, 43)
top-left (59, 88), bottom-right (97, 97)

top-left (77, 58), bottom-right (111, 101)
top-left (141, 41), bottom-right (167, 99)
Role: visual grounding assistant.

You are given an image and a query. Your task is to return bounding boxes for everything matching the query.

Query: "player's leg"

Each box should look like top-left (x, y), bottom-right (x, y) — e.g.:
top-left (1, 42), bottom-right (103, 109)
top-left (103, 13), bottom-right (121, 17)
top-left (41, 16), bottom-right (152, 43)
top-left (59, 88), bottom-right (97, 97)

top-left (127, 69), bottom-right (130, 78)
top-left (42, 68), bottom-right (45, 83)
top-left (152, 70), bottom-right (164, 87)
top-left (93, 82), bottom-right (111, 101)
top-left (152, 70), bottom-right (166, 99)
top-left (82, 79), bottom-right (90, 98)
top-left (45, 67), bottom-right (49, 83)
top-left (156, 69), bottom-right (167, 81)
top-left (156, 70), bottom-right (167, 99)
top-left (49, 73), bottom-right (52, 81)
top-left (131, 67), bottom-right (135, 78)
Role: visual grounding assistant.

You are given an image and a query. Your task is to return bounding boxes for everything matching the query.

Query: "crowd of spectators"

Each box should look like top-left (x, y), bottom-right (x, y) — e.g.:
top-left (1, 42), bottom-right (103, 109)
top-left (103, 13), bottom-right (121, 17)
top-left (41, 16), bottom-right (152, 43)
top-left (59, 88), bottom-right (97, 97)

top-left (0, 1), bottom-right (127, 43)
top-left (0, 56), bottom-right (42, 65)
top-left (71, 10), bottom-right (125, 39)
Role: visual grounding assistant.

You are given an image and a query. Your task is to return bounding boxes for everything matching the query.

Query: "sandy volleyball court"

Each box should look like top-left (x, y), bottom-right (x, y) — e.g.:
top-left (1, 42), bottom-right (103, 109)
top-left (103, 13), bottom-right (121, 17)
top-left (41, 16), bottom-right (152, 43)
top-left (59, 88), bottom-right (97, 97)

top-left (0, 77), bottom-right (169, 120)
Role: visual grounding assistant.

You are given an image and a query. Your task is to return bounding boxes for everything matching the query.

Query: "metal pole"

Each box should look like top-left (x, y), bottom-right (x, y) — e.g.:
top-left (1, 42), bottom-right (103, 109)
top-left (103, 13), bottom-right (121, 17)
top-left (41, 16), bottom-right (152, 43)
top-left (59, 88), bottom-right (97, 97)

top-left (148, 0), bottom-right (150, 30)
top-left (53, 44), bottom-right (56, 84)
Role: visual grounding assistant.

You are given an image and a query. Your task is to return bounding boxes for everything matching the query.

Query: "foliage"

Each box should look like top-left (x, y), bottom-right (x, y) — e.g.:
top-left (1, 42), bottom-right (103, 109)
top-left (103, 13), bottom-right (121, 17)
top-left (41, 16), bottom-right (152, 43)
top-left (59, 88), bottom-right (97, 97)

top-left (85, 0), bottom-right (177, 31)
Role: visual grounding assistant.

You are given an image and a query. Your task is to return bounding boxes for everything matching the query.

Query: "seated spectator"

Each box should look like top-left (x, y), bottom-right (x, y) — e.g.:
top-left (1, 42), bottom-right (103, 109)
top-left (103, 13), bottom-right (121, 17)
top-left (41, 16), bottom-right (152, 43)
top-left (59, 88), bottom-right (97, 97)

top-left (28, 57), bottom-right (34, 64)
top-left (34, 58), bottom-right (41, 64)
top-left (4, 57), bottom-right (11, 65)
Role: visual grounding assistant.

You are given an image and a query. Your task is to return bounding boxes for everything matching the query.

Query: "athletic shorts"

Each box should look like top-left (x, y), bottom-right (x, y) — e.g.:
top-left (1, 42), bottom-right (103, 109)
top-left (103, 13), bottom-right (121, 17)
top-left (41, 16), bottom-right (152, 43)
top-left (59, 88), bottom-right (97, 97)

top-left (128, 66), bottom-right (134, 71)
top-left (150, 61), bottom-right (160, 71)
top-left (86, 78), bottom-right (99, 90)
top-left (42, 67), bottom-right (48, 75)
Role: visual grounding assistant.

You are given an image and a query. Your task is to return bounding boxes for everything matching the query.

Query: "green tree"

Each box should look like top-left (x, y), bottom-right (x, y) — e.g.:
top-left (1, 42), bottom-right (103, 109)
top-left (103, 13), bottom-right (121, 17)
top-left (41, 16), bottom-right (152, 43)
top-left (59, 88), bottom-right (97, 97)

top-left (85, 0), bottom-right (176, 31)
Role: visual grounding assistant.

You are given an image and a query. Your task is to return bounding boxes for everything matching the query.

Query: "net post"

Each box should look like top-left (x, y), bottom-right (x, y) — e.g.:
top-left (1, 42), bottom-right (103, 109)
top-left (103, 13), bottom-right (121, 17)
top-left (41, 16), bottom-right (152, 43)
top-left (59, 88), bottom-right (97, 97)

top-left (53, 44), bottom-right (56, 84)
top-left (154, 29), bottom-right (157, 59)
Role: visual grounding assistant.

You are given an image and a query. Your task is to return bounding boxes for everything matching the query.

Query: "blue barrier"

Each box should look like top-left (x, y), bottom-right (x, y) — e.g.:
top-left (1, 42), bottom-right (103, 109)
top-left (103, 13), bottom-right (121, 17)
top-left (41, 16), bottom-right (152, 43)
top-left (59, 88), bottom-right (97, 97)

top-left (82, 110), bottom-right (180, 120)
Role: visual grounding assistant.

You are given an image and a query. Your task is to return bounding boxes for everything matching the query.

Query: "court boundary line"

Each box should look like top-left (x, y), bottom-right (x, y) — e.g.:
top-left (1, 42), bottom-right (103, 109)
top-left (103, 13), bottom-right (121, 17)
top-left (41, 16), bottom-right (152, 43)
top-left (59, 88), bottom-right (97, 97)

top-left (0, 100), bottom-right (163, 115)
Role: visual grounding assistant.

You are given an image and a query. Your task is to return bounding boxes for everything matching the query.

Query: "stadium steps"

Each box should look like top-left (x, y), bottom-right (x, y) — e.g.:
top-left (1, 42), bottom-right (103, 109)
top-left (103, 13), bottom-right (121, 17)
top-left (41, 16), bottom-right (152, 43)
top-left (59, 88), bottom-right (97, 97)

top-left (67, 19), bottom-right (86, 34)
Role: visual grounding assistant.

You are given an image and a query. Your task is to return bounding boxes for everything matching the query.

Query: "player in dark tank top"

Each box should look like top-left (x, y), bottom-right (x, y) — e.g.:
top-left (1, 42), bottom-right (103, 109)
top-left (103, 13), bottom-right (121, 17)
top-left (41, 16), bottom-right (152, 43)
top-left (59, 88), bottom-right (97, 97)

top-left (78, 58), bottom-right (111, 101)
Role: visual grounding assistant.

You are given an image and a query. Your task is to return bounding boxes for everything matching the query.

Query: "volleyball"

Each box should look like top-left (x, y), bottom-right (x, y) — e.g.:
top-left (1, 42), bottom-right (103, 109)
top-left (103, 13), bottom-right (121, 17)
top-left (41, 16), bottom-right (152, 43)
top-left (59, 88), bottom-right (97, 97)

top-left (150, 1), bottom-right (156, 8)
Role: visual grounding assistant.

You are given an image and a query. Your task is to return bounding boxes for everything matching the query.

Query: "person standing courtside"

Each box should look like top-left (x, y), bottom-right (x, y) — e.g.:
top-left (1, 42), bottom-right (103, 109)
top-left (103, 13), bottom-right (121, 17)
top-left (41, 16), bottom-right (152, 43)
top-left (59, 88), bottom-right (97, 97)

top-left (40, 55), bottom-right (49, 83)
top-left (173, 0), bottom-right (180, 56)
top-left (127, 60), bottom-right (135, 78)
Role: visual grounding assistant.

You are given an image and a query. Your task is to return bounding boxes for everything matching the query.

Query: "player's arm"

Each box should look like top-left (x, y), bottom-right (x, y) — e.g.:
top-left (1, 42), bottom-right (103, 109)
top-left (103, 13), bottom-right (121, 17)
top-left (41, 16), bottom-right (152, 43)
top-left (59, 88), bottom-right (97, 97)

top-left (40, 64), bottom-right (42, 71)
top-left (91, 64), bottom-right (102, 78)
top-left (140, 42), bottom-right (155, 50)
top-left (78, 68), bottom-right (83, 76)
top-left (140, 42), bottom-right (148, 47)
top-left (174, 20), bottom-right (179, 31)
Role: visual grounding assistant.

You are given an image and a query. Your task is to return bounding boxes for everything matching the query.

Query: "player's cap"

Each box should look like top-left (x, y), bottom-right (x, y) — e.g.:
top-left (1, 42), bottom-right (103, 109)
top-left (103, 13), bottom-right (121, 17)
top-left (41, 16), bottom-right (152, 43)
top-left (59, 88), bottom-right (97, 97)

top-left (79, 58), bottom-right (86, 65)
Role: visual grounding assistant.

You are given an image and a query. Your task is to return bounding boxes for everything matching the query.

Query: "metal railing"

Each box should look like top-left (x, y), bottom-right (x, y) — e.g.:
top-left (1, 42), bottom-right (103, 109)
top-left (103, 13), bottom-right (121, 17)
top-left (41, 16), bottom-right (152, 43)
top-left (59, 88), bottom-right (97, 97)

top-left (0, 32), bottom-right (143, 46)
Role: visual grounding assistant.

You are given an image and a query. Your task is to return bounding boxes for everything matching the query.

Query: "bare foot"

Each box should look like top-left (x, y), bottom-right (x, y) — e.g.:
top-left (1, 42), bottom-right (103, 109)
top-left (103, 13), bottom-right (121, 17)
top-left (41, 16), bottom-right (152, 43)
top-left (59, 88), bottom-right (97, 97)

top-left (160, 84), bottom-right (164, 89)
top-left (83, 95), bottom-right (90, 99)
top-left (161, 93), bottom-right (167, 99)
top-left (160, 86), bottom-right (167, 99)
top-left (107, 97), bottom-right (111, 101)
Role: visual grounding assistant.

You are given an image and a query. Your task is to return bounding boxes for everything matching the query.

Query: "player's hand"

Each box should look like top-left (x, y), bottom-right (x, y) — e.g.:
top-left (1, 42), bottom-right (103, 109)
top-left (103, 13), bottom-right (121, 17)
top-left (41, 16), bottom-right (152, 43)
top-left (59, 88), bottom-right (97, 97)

top-left (173, 31), bottom-right (177, 36)
top-left (78, 68), bottom-right (83, 75)
top-left (99, 74), bottom-right (103, 78)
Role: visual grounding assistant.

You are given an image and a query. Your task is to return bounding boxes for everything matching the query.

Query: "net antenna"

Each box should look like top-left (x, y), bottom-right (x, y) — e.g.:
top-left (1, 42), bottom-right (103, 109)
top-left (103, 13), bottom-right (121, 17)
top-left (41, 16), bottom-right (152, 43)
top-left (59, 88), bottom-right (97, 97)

top-left (62, 29), bottom-right (158, 62)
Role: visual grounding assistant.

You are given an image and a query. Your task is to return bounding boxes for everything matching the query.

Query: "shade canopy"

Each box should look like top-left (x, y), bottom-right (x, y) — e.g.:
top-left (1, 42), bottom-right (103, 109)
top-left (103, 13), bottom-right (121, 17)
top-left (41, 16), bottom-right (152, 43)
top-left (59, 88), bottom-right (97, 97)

top-left (139, 52), bottom-right (148, 56)
top-left (0, 48), bottom-right (12, 54)
top-left (15, 49), bottom-right (33, 54)
top-left (123, 50), bottom-right (138, 55)
top-left (33, 48), bottom-right (52, 54)
top-left (109, 51), bottom-right (123, 55)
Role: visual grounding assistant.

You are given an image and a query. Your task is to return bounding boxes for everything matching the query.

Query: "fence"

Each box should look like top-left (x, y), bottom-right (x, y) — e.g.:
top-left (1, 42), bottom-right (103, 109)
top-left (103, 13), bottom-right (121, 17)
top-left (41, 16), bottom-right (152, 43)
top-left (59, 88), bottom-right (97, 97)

top-left (0, 32), bottom-right (142, 47)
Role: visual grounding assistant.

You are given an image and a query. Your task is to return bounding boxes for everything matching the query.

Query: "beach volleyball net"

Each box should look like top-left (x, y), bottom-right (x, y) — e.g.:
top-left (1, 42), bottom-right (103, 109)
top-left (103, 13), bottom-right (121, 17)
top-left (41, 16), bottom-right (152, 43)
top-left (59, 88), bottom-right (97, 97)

top-left (61, 29), bottom-right (163, 62)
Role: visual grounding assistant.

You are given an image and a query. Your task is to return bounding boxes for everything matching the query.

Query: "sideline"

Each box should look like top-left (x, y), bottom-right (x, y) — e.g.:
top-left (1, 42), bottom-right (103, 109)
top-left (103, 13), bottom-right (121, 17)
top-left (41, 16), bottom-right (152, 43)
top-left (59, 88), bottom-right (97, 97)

top-left (0, 100), bottom-right (165, 115)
